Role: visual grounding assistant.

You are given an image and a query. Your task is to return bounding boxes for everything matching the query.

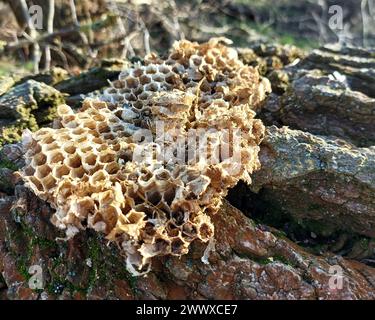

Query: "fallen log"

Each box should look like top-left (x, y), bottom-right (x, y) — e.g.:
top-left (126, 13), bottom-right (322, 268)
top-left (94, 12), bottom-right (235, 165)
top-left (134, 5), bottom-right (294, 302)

top-left (261, 45), bottom-right (375, 147)
top-left (250, 126), bottom-right (375, 238)
top-left (54, 59), bottom-right (128, 96)
top-left (0, 186), bottom-right (374, 300)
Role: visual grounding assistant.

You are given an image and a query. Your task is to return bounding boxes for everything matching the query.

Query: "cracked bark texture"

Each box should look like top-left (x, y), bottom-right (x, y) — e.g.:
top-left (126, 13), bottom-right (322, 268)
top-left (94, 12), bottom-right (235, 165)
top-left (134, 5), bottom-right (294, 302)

top-left (0, 186), bottom-right (374, 300)
top-left (260, 45), bottom-right (375, 147)
top-left (0, 80), bottom-right (66, 145)
top-left (250, 126), bottom-right (375, 238)
top-left (54, 59), bottom-right (128, 96)
top-left (0, 43), bottom-right (374, 300)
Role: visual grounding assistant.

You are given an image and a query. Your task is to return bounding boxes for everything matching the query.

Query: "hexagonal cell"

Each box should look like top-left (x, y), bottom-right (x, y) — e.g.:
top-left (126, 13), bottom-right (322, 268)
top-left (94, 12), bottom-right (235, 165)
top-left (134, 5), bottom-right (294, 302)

top-left (63, 143), bottom-right (76, 154)
top-left (119, 88), bottom-right (131, 94)
top-left (113, 94), bottom-right (125, 102)
top-left (56, 133), bottom-right (72, 142)
top-left (125, 77), bottom-right (139, 88)
top-left (99, 151), bottom-right (115, 164)
top-left (152, 74), bottom-right (164, 83)
top-left (138, 92), bottom-right (149, 101)
top-left (92, 114), bottom-right (105, 122)
top-left (100, 205), bottom-right (119, 231)
top-left (198, 222), bottom-right (214, 241)
top-left (63, 118), bottom-right (78, 129)
top-left (171, 210), bottom-right (185, 226)
top-left (33, 152), bottom-right (47, 166)
top-left (97, 122), bottom-right (111, 134)
top-left (66, 154), bottom-right (82, 169)
top-left (23, 165), bottom-right (35, 176)
top-left (43, 141), bottom-right (59, 152)
top-left (34, 128), bottom-right (51, 139)
top-left (144, 83), bottom-right (159, 92)
top-left (90, 169), bottom-right (109, 185)
top-left (72, 127), bottom-right (86, 136)
top-left (132, 68), bottom-right (143, 77)
top-left (48, 151), bottom-right (64, 164)
top-left (91, 137), bottom-right (103, 145)
top-left (41, 174), bottom-right (57, 190)
top-left (54, 164), bottom-right (70, 178)
top-left (79, 144), bottom-right (93, 153)
top-left (83, 153), bottom-right (97, 167)
top-left (139, 74), bottom-right (151, 85)
top-left (145, 190), bottom-right (162, 206)
top-left (182, 221), bottom-right (198, 238)
top-left (104, 162), bottom-right (119, 174)
top-left (126, 210), bottom-right (145, 224)
top-left (152, 237), bottom-right (171, 254)
top-left (28, 176), bottom-right (44, 192)
top-left (145, 65), bottom-right (157, 74)
top-left (71, 166), bottom-right (85, 179)
top-left (36, 164), bottom-right (52, 179)
top-left (159, 65), bottom-right (171, 74)
top-left (163, 187), bottom-right (176, 206)
top-left (165, 73), bottom-right (179, 85)
top-left (113, 80), bottom-right (125, 89)
top-left (40, 135), bottom-right (55, 145)
top-left (171, 237), bottom-right (186, 255)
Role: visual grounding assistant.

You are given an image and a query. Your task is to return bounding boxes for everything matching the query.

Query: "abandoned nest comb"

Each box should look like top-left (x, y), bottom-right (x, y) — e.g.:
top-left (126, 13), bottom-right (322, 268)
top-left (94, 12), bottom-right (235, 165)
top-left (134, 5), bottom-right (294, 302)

top-left (20, 38), bottom-right (271, 275)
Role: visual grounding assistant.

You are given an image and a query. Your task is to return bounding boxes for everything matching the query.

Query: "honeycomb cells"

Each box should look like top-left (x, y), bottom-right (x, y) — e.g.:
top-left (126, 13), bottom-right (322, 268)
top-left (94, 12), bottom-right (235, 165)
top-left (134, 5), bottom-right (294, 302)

top-left (21, 38), bottom-right (271, 275)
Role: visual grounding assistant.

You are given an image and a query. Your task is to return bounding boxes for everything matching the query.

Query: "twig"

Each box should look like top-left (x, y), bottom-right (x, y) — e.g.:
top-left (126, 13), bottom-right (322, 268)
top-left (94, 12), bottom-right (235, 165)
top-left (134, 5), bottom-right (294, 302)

top-left (4, 15), bottom-right (117, 51)
top-left (44, 0), bottom-right (55, 71)
top-left (138, 18), bottom-right (151, 55)
top-left (69, 0), bottom-right (79, 26)
top-left (122, 31), bottom-right (137, 59)
top-left (19, 0), bottom-right (41, 73)
top-left (69, 0), bottom-right (91, 56)
top-left (360, 0), bottom-right (375, 46)
top-left (49, 45), bottom-right (69, 70)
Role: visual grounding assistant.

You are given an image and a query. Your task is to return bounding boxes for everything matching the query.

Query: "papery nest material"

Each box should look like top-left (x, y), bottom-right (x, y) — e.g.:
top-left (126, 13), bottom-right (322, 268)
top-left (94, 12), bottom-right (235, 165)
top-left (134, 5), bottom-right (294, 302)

top-left (20, 38), bottom-right (271, 275)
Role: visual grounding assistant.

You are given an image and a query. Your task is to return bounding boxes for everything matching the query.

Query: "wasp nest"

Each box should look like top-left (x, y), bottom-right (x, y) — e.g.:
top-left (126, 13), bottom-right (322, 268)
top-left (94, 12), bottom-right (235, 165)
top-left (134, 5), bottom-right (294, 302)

top-left (20, 38), bottom-right (271, 275)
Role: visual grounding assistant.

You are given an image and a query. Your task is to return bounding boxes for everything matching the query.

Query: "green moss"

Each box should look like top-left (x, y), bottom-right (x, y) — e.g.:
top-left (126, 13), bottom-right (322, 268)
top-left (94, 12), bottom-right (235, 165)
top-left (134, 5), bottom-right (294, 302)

top-left (359, 238), bottom-right (370, 250)
top-left (255, 257), bottom-right (273, 265)
top-left (6, 224), bottom-right (33, 282)
top-left (0, 157), bottom-right (18, 170)
top-left (126, 274), bottom-right (138, 292)
top-left (46, 281), bottom-right (66, 295)
top-left (32, 87), bottom-right (66, 124)
top-left (87, 235), bottom-right (106, 288)
top-left (308, 243), bottom-right (326, 256)
top-left (17, 257), bottom-right (32, 281)
top-left (33, 104), bottom-right (58, 124)
top-left (271, 229), bottom-right (288, 239)
top-left (31, 237), bottom-right (57, 250)
top-left (9, 219), bottom-right (58, 288)
top-left (46, 254), bottom-right (88, 296)
top-left (299, 219), bottom-right (335, 238)
top-left (0, 126), bottom-right (24, 145)
top-left (0, 113), bottom-right (38, 146)
top-left (272, 255), bottom-right (295, 267)
top-left (0, 80), bottom-right (66, 146)
top-left (0, 179), bottom-right (13, 194)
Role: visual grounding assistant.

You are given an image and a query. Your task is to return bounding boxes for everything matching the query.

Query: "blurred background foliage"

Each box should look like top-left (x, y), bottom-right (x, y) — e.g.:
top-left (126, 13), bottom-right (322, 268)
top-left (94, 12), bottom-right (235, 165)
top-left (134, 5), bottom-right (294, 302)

top-left (0, 0), bottom-right (374, 74)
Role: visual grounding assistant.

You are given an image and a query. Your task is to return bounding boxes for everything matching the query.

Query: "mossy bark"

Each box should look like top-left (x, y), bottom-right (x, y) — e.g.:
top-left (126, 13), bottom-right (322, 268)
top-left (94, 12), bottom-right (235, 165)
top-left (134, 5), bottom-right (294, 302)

top-left (0, 80), bottom-right (66, 146)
